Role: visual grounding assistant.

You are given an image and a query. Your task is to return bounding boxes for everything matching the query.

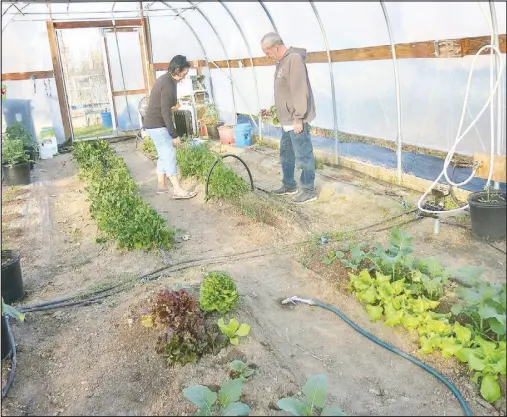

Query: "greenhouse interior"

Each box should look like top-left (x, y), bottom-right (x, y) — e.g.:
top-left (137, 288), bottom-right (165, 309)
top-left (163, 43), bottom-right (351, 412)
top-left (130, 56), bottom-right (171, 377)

top-left (1, 1), bottom-right (506, 416)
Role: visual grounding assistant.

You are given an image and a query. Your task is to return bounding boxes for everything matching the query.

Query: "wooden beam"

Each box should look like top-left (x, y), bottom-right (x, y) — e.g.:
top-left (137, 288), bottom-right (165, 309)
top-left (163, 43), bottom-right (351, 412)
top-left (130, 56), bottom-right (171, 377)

top-left (154, 33), bottom-right (506, 70)
top-left (2, 70), bottom-right (54, 81)
top-left (53, 19), bottom-right (142, 29)
top-left (46, 21), bottom-right (72, 140)
top-left (141, 17), bottom-right (155, 88)
top-left (112, 89), bottom-right (148, 97)
top-left (153, 60), bottom-right (200, 72)
top-left (474, 153), bottom-right (507, 183)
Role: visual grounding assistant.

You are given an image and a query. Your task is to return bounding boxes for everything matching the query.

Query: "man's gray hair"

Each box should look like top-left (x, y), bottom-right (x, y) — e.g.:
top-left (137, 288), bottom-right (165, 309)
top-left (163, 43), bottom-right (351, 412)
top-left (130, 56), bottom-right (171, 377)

top-left (261, 32), bottom-right (284, 49)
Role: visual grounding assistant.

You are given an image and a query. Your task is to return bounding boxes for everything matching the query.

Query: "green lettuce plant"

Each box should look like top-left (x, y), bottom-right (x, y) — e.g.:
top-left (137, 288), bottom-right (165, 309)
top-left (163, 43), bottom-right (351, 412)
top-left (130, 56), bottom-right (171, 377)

top-left (183, 378), bottom-right (251, 416)
top-left (277, 375), bottom-right (345, 416)
top-left (199, 271), bottom-right (239, 314)
top-left (217, 318), bottom-right (250, 346)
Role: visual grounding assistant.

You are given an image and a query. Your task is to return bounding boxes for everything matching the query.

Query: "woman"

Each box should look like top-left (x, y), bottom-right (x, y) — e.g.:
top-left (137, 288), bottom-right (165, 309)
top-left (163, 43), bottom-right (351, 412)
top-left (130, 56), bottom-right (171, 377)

top-left (143, 55), bottom-right (197, 199)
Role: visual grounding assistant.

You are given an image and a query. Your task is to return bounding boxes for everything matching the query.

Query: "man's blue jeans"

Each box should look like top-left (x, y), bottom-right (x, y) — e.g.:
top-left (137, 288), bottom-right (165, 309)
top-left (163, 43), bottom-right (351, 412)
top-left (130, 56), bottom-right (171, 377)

top-left (280, 123), bottom-right (315, 191)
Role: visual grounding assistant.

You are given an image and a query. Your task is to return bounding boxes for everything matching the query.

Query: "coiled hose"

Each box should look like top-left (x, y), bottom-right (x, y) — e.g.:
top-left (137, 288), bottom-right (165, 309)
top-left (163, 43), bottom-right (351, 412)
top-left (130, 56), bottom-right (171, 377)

top-left (281, 296), bottom-right (472, 416)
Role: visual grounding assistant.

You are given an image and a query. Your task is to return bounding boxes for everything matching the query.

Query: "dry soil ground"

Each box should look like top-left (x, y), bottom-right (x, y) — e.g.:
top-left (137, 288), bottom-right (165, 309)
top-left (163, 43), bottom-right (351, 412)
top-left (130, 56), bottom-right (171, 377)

top-left (1, 138), bottom-right (505, 416)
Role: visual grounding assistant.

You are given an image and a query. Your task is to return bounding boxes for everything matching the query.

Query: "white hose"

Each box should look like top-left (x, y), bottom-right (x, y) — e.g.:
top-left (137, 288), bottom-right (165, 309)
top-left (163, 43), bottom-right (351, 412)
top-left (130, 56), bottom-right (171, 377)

top-left (417, 44), bottom-right (505, 215)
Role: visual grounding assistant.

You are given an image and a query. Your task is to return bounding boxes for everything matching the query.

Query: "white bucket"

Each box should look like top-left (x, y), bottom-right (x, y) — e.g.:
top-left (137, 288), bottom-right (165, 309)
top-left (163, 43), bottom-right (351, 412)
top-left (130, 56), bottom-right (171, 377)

top-left (39, 145), bottom-right (54, 160)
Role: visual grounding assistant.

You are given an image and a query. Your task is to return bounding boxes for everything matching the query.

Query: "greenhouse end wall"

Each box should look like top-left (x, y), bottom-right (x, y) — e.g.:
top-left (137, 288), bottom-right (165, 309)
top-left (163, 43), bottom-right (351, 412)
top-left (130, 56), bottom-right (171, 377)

top-left (1, 1), bottom-right (506, 167)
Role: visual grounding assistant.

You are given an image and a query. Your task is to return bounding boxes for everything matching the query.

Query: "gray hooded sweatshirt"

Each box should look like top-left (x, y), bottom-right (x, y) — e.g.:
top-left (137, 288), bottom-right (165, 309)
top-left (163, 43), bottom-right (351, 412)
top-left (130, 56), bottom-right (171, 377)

top-left (274, 47), bottom-right (316, 126)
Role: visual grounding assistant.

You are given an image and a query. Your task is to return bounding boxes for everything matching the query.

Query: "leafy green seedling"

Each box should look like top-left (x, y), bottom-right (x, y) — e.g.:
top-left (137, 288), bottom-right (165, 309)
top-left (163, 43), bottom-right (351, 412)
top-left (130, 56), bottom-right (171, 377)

top-left (183, 378), bottom-right (251, 416)
top-left (217, 318), bottom-right (251, 346)
top-left (277, 375), bottom-right (345, 416)
top-left (229, 360), bottom-right (255, 380)
top-left (1, 297), bottom-right (25, 322)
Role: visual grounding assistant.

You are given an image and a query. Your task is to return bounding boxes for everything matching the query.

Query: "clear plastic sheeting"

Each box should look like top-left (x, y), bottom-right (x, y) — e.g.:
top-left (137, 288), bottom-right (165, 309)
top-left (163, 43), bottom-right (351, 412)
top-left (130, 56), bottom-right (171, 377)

top-left (1, 1), bottom-right (506, 189)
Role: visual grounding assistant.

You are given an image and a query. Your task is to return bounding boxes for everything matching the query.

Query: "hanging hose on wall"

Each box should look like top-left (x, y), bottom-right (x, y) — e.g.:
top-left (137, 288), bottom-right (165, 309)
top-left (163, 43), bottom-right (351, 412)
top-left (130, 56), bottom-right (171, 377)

top-left (281, 296), bottom-right (473, 416)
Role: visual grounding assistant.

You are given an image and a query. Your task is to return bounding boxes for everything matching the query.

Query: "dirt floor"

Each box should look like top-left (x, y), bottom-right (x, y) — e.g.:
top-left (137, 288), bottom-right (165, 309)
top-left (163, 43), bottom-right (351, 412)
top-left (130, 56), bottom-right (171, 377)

top-left (1, 138), bottom-right (505, 416)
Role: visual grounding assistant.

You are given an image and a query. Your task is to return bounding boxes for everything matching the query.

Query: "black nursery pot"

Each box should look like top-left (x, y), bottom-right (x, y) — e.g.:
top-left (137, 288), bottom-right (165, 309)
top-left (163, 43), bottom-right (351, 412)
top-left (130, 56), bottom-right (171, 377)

top-left (24, 147), bottom-right (36, 170)
top-left (2, 162), bottom-right (31, 186)
top-left (468, 190), bottom-right (506, 240)
top-left (1, 314), bottom-right (12, 360)
top-left (1, 250), bottom-right (25, 305)
top-left (206, 123), bottom-right (223, 140)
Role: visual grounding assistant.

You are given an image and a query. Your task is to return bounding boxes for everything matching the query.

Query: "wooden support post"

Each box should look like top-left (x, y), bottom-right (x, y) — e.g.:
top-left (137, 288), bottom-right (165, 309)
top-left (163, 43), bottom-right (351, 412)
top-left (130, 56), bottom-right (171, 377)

top-left (473, 153), bottom-right (507, 183)
top-left (46, 21), bottom-right (72, 140)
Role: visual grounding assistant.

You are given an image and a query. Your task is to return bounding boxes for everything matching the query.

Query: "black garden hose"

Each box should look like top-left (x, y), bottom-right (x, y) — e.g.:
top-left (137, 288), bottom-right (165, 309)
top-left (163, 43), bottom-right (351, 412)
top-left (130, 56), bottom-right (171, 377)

top-left (205, 154), bottom-right (255, 201)
top-left (1, 317), bottom-right (17, 400)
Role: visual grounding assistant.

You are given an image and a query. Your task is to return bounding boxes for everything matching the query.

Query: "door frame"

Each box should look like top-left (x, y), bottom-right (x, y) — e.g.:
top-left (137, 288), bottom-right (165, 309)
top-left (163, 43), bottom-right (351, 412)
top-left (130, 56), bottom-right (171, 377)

top-left (102, 26), bottom-right (149, 133)
top-left (47, 18), bottom-right (153, 140)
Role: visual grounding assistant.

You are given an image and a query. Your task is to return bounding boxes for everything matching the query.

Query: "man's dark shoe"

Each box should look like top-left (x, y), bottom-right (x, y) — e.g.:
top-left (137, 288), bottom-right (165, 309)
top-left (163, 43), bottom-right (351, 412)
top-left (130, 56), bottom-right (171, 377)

top-left (291, 190), bottom-right (318, 204)
top-left (272, 186), bottom-right (298, 196)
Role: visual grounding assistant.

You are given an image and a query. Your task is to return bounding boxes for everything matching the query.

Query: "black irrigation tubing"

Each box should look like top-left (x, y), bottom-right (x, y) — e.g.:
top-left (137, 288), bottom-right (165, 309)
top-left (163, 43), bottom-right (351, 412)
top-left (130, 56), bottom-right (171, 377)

top-left (18, 246), bottom-right (281, 313)
top-left (1, 317), bottom-right (17, 400)
top-left (440, 221), bottom-right (507, 255)
top-left (204, 154), bottom-right (255, 202)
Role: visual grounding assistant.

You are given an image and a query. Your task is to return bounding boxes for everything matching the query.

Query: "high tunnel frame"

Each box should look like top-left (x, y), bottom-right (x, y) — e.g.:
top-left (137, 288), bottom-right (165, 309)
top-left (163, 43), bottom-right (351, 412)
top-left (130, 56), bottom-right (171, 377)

top-left (1, 1), bottom-right (503, 186)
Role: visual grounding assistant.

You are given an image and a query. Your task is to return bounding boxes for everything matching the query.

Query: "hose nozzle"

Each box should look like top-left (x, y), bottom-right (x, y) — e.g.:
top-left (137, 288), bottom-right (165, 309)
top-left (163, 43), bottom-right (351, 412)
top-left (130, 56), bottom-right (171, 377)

top-left (281, 296), bottom-right (314, 306)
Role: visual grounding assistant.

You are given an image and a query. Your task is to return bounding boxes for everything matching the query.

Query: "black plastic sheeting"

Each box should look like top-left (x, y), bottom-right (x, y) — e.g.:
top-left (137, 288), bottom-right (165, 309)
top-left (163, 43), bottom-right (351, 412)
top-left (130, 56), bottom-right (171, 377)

top-left (237, 115), bottom-right (506, 193)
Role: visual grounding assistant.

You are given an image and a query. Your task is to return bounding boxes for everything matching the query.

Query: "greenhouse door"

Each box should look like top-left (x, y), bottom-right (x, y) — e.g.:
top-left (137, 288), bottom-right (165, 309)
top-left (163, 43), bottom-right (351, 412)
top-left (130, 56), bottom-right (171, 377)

top-left (102, 27), bottom-right (149, 134)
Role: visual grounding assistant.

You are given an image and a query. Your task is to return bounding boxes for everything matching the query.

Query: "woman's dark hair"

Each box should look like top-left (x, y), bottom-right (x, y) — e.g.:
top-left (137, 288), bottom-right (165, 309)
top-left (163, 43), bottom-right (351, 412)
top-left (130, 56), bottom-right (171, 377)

top-left (168, 55), bottom-right (191, 75)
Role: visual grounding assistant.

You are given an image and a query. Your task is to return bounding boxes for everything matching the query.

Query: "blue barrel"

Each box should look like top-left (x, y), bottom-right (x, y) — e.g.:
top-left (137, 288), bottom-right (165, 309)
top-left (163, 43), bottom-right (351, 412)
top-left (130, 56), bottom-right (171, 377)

top-left (100, 111), bottom-right (113, 128)
top-left (233, 123), bottom-right (252, 147)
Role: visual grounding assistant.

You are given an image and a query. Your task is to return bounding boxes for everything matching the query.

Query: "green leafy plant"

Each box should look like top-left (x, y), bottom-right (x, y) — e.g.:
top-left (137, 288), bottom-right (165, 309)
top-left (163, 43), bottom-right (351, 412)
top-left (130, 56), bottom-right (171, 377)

top-left (199, 271), bottom-right (239, 314)
top-left (183, 378), bottom-right (251, 416)
top-left (141, 289), bottom-right (228, 366)
top-left (277, 375), bottom-right (345, 416)
top-left (1, 297), bottom-right (25, 322)
top-left (451, 277), bottom-right (506, 341)
top-left (229, 360), bottom-right (256, 380)
top-left (217, 318), bottom-right (251, 346)
top-left (140, 136), bottom-right (158, 160)
top-left (73, 140), bottom-right (175, 250)
top-left (201, 104), bottom-right (220, 126)
top-left (176, 143), bottom-right (250, 201)
top-left (2, 139), bottom-right (30, 167)
top-left (4, 121), bottom-right (35, 149)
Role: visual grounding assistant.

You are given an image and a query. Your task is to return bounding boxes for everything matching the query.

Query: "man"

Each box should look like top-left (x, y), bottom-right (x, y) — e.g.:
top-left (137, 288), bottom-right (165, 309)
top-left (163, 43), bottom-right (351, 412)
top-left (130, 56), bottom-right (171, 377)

top-left (143, 55), bottom-right (197, 199)
top-left (261, 32), bottom-right (317, 204)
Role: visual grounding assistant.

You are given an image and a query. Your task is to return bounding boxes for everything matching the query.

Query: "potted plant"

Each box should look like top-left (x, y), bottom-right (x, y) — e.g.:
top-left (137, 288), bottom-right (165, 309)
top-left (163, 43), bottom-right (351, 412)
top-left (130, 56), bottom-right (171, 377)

top-left (1, 250), bottom-right (25, 305)
top-left (201, 104), bottom-right (222, 140)
top-left (190, 75), bottom-right (206, 91)
top-left (4, 121), bottom-right (38, 170)
top-left (218, 124), bottom-right (235, 145)
top-left (467, 184), bottom-right (506, 240)
top-left (2, 139), bottom-right (31, 186)
top-left (1, 297), bottom-right (25, 360)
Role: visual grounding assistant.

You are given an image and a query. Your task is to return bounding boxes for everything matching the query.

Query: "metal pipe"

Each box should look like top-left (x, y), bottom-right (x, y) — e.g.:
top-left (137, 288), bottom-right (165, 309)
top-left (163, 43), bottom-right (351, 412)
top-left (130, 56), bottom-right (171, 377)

top-left (258, 1), bottom-right (278, 34)
top-left (187, 1), bottom-right (238, 124)
top-left (309, 1), bottom-right (340, 165)
top-left (380, 1), bottom-right (403, 185)
top-left (160, 2), bottom-right (216, 105)
top-left (489, 1), bottom-right (504, 190)
top-left (219, 1), bottom-right (262, 140)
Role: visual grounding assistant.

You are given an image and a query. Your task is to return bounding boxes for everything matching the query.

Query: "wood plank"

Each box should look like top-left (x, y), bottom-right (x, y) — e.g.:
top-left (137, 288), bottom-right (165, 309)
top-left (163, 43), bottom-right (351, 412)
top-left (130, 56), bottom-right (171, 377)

top-left (474, 153), bottom-right (507, 183)
top-left (141, 17), bottom-right (155, 88)
top-left (53, 19), bottom-right (142, 29)
top-left (103, 37), bottom-right (119, 129)
top-left (46, 21), bottom-right (72, 140)
top-left (112, 89), bottom-right (148, 97)
top-left (154, 33), bottom-right (506, 70)
top-left (138, 28), bottom-right (149, 90)
top-left (2, 70), bottom-right (54, 81)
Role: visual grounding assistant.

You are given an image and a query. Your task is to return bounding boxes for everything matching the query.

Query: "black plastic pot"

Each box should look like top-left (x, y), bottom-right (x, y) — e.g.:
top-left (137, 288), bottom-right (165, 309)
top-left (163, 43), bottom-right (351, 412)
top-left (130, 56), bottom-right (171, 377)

top-left (206, 123), bottom-right (223, 141)
top-left (1, 250), bottom-right (25, 305)
top-left (24, 147), bottom-right (36, 170)
top-left (468, 190), bottom-right (506, 240)
top-left (1, 314), bottom-right (12, 360)
top-left (2, 162), bottom-right (31, 186)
